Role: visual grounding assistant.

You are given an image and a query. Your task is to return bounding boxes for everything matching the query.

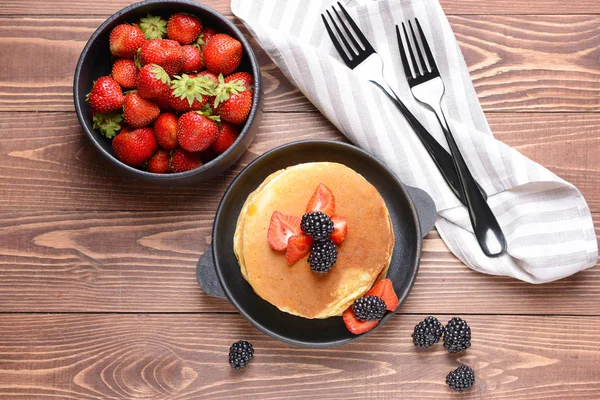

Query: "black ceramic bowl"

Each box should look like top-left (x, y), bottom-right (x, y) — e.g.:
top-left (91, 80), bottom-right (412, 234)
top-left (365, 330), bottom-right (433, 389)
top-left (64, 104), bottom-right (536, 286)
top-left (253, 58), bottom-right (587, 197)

top-left (73, 0), bottom-right (262, 185)
top-left (205, 140), bottom-right (437, 347)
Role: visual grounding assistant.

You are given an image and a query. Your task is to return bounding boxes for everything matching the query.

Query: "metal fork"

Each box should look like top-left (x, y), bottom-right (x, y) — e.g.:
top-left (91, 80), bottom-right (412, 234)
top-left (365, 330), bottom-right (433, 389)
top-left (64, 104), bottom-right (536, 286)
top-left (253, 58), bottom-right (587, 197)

top-left (321, 2), bottom-right (486, 209)
top-left (397, 19), bottom-right (506, 257)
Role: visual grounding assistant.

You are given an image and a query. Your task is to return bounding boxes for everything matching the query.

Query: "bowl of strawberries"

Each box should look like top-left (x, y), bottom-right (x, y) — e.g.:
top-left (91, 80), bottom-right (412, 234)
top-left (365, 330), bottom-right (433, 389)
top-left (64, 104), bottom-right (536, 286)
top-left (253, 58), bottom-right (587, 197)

top-left (74, 0), bottom-right (262, 184)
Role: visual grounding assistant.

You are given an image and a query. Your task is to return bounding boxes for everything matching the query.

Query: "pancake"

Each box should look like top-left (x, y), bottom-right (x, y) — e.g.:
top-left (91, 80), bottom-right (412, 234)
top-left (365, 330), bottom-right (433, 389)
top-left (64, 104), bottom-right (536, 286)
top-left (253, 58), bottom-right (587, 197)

top-left (234, 162), bottom-right (394, 319)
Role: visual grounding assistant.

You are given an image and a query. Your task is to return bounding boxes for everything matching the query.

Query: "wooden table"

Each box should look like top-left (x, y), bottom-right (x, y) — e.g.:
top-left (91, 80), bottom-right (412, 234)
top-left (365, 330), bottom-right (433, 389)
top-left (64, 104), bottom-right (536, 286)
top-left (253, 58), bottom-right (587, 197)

top-left (0, 0), bottom-right (599, 398)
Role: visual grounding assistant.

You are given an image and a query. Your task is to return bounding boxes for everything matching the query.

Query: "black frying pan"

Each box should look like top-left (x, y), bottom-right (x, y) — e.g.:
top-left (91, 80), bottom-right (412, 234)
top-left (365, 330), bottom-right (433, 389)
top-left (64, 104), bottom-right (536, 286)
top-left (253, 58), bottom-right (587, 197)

top-left (197, 140), bottom-right (437, 347)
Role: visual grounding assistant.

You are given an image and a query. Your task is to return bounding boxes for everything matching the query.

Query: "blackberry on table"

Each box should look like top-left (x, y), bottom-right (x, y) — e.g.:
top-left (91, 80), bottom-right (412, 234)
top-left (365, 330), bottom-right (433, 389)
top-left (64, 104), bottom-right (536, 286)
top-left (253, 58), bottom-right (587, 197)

top-left (352, 296), bottom-right (386, 321)
top-left (443, 317), bottom-right (471, 353)
top-left (301, 211), bottom-right (334, 240)
top-left (229, 340), bottom-right (254, 370)
top-left (412, 316), bottom-right (444, 348)
top-left (308, 239), bottom-right (337, 273)
top-left (446, 365), bottom-right (475, 392)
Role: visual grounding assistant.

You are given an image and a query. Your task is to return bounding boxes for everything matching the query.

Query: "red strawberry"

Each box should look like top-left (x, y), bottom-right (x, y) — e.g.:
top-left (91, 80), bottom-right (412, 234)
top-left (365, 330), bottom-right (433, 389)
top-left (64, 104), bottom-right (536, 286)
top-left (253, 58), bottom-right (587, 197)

top-left (109, 24), bottom-right (146, 58)
top-left (123, 91), bottom-right (160, 127)
top-left (330, 216), bottom-right (348, 244)
top-left (267, 211), bottom-right (302, 251)
top-left (170, 148), bottom-right (202, 172)
top-left (306, 183), bottom-right (335, 217)
top-left (92, 110), bottom-right (123, 139)
top-left (197, 26), bottom-right (218, 50)
top-left (225, 72), bottom-right (254, 93)
top-left (154, 89), bottom-right (173, 110)
top-left (139, 39), bottom-right (184, 77)
top-left (177, 111), bottom-right (219, 152)
top-left (139, 13), bottom-right (167, 39)
top-left (285, 234), bottom-right (313, 265)
top-left (181, 44), bottom-right (204, 73)
top-left (167, 13), bottom-right (202, 45)
top-left (112, 127), bottom-right (158, 166)
top-left (168, 74), bottom-right (215, 111)
top-left (154, 112), bottom-right (179, 150)
top-left (112, 59), bottom-right (138, 89)
top-left (343, 306), bottom-right (379, 335)
top-left (213, 74), bottom-right (252, 125)
top-left (203, 33), bottom-right (242, 75)
top-left (137, 64), bottom-right (171, 99)
top-left (366, 278), bottom-right (399, 311)
top-left (86, 76), bottom-right (124, 113)
top-left (147, 149), bottom-right (170, 173)
top-left (210, 121), bottom-right (239, 154)
top-left (197, 70), bottom-right (218, 105)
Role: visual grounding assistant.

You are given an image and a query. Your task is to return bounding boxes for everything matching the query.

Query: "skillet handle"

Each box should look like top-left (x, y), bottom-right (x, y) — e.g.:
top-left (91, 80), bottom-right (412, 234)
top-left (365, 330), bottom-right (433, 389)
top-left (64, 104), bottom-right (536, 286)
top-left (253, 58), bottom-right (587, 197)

top-left (196, 247), bottom-right (227, 299)
top-left (404, 185), bottom-right (437, 237)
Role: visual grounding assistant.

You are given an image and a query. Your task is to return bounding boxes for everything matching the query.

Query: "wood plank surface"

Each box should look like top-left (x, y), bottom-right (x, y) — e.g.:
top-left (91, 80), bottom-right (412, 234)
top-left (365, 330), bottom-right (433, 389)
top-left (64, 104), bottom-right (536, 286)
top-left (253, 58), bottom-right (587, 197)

top-left (0, 15), bottom-right (598, 112)
top-left (1, 0), bottom-right (599, 16)
top-left (2, 112), bottom-right (599, 211)
top-left (0, 314), bottom-right (598, 399)
top-left (0, 209), bottom-right (598, 314)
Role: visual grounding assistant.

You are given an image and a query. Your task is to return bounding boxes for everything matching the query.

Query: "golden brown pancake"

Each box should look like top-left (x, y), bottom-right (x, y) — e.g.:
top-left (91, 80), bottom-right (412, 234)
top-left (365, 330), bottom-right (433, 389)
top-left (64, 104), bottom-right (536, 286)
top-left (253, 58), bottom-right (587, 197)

top-left (234, 162), bottom-right (394, 319)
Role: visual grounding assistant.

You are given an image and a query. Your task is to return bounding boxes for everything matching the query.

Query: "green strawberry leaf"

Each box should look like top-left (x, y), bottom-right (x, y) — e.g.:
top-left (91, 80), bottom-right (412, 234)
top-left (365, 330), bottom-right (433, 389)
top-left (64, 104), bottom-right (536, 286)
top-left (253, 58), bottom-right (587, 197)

top-left (92, 111), bottom-right (124, 139)
top-left (139, 13), bottom-right (167, 39)
top-left (150, 64), bottom-right (170, 85)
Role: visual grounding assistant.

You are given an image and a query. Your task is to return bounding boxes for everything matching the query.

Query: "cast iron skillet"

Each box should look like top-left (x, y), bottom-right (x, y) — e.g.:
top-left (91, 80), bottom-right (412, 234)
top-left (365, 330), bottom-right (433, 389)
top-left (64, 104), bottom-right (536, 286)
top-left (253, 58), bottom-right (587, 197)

top-left (198, 140), bottom-right (437, 347)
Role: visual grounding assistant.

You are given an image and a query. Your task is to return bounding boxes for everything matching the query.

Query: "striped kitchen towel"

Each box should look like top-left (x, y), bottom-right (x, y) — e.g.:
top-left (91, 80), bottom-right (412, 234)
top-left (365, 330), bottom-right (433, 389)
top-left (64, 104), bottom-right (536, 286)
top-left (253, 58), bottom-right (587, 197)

top-left (230, 0), bottom-right (598, 283)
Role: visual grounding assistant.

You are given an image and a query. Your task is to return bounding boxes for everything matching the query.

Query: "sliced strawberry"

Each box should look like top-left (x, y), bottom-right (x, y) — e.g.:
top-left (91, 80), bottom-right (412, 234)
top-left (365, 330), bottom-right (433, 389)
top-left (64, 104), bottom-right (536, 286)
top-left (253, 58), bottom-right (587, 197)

top-left (267, 211), bottom-right (302, 251)
top-left (366, 278), bottom-right (399, 311)
top-left (342, 306), bottom-right (379, 335)
top-left (330, 216), bottom-right (348, 244)
top-left (305, 183), bottom-right (335, 217)
top-left (285, 234), bottom-right (313, 265)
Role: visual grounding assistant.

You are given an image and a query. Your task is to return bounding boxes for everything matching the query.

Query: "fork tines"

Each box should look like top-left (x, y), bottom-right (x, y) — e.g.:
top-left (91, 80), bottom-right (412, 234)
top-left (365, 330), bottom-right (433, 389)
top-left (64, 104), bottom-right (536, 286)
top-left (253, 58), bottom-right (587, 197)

top-left (321, 1), bottom-right (374, 69)
top-left (396, 19), bottom-right (438, 84)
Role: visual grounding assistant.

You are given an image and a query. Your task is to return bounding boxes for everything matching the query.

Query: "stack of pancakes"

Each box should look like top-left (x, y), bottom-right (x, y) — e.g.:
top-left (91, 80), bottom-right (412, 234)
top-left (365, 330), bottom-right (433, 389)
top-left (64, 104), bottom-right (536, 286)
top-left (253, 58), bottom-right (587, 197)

top-left (234, 162), bottom-right (394, 319)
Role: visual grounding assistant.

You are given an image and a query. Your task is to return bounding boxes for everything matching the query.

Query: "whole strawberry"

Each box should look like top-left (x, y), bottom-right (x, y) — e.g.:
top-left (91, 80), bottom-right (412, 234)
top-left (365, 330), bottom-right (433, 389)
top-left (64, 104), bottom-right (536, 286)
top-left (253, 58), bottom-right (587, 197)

top-left (139, 13), bottom-right (167, 39)
top-left (112, 59), bottom-right (139, 89)
top-left (112, 127), bottom-right (158, 166)
top-left (177, 111), bottom-right (219, 152)
top-left (109, 24), bottom-right (146, 59)
top-left (226, 72), bottom-right (254, 93)
top-left (203, 33), bottom-right (242, 75)
top-left (211, 121), bottom-right (239, 154)
top-left (167, 13), bottom-right (202, 45)
top-left (92, 110), bottom-right (124, 139)
top-left (181, 44), bottom-right (204, 73)
top-left (170, 148), bottom-right (202, 172)
top-left (197, 26), bottom-right (218, 50)
top-left (147, 149), bottom-right (170, 173)
top-left (123, 91), bottom-right (160, 127)
top-left (154, 112), bottom-right (179, 150)
top-left (139, 39), bottom-right (184, 77)
top-left (86, 76), bottom-right (124, 113)
top-left (137, 64), bottom-right (171, 100)
top-left (213, 74), bottom-right (252, 125)
top-left (168, 74), bottom-right (216, 112)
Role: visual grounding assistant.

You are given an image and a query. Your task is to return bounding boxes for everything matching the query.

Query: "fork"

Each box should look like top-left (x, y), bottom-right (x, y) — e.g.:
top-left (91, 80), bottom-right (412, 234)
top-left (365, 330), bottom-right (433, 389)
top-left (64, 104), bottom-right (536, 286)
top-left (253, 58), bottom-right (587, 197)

top-left (397, 19), bottom-right (506, 257)
top-left (321, 2), bottom-right (486, 209)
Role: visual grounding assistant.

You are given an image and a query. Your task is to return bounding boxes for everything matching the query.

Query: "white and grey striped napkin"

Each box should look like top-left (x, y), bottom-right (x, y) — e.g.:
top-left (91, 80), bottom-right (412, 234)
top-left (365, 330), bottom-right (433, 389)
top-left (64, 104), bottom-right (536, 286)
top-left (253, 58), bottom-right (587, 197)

top-left (231, 0), bottom-right (598, 283)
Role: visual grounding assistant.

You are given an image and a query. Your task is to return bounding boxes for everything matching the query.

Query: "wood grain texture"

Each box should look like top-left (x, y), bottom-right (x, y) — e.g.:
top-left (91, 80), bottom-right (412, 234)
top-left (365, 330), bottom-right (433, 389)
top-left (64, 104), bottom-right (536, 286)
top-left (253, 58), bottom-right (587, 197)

top-left (0, 314), bottom-right (598, 399)
top-left (1, 0), bottom-right (599, 16)
top-left (0, 15), bottom-right (598, 112)
top-left (1, 112), bottom-right (599, 211)
top-left (0, 209), bottom-right (597, 313)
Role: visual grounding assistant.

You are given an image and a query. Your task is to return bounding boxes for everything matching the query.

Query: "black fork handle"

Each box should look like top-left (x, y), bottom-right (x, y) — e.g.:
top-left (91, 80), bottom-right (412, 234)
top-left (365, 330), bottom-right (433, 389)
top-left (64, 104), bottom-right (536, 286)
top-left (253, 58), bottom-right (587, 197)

top-left (372, 81), bottom-right (487, 205)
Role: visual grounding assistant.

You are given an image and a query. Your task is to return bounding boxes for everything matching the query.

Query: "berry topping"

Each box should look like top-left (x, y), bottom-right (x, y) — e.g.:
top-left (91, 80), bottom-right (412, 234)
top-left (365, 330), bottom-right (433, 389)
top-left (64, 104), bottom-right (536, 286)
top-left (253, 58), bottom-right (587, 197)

top-left (330, 216), bottom-right (348, 244)
top-left (285, 234), bottom-right (313, 265)
top-left (308, 239), bottom-right (337, 273)
top-left (306, 183), bottom-right (335, 217)
top-left (267, 211), bottom-right (302, 251)
top-left (342, 306), bottom-right (379, 335)
top-left (352, 296), bottom-right (386, 321)
top-left (366, 278), bottom-right (399, 311)
top-left (301, 211), bottom-right (334, 241)
top-left (446, 365), bottom-right (475, 392)
top-left (412, 316), bottom-right (444, 348)
top-left (443, 317), bottom-right (471, 353)
top-left (229, 340), bottom-right (254, 370)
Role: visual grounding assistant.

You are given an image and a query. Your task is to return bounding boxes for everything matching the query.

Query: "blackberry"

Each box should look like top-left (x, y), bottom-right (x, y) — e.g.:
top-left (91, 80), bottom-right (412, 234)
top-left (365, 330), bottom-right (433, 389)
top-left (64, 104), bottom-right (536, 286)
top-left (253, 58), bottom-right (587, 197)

top-left (352, 296), bottom-right (386, 321)
top-left (301, 211), bottom-right (334, 240)
top-left (412, 316), bottom-right (444, 348)
top-left (446, 365), bottom-right (475, 392)
top-left (229, 340), bottom-right (254, 370)
top-left (308, 239), bottom-right (337, 273)
top-left (443, 317), bottom-right (471, 353)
